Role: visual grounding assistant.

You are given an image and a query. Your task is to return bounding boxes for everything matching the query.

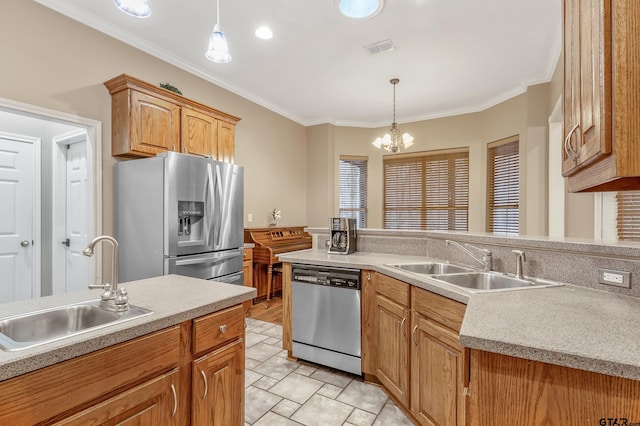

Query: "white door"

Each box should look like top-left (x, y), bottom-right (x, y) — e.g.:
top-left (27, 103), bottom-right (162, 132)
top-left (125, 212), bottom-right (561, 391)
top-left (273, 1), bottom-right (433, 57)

top-left (63, 139), bottom-right (90, 293)
top-left (0, 134), bottom-right (37, 303)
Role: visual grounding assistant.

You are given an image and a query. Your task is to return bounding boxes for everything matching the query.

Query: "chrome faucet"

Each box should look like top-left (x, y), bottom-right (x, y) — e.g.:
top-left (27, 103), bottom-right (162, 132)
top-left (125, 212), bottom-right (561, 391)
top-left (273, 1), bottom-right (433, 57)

top-left (512, 250), bottom-right (526, 279)
top-left (445, 240), bottom-right (493, 271)
top-left (83, 235), bottom-right (129, 312)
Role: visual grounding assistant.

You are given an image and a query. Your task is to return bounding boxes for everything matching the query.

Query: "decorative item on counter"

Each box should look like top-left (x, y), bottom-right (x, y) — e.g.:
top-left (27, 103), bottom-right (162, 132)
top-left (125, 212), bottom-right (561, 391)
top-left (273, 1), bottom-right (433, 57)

top-left (159, 82), bottom-right (182, 95)
top-left (269, 208), bottom-right (281, 227)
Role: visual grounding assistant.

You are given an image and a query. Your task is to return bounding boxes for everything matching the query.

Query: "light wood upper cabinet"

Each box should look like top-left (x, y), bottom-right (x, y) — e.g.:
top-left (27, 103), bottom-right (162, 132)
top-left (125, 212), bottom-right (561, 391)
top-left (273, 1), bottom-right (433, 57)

top-left (112, 89), bottom-right (181, 157)
top-left (563, 0), bottom-right (640, 191)
top-left (105, 74), bottom-right (240, 162)
top-left (181, 106), bottom-right (218, 157)
top-left (217, 120), bottom-right (236, 163)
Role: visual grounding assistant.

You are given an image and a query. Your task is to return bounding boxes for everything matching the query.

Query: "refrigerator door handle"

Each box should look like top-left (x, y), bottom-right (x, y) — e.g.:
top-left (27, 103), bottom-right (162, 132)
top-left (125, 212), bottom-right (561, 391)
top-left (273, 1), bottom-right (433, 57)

top-left (174, 249), bottom-right (242, 267)
top-left (214, 163), bottom-right (223, 247)
top-left (204, 163), bottom-right (215, 247)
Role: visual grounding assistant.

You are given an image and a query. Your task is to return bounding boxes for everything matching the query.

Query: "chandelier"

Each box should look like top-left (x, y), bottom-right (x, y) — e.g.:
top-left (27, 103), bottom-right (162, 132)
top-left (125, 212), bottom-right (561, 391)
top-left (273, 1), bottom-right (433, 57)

top-left (372, 78), bottom-right (414, 153)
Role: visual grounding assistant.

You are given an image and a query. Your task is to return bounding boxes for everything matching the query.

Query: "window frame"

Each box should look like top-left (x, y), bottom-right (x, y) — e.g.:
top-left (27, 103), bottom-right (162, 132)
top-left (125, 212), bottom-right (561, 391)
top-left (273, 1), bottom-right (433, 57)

top-left (383, 148), bottom-right (469, 231)
top-left (338, 155), bottom-right (368, 228)
top-left (487, 135), bottom-right (520, 236)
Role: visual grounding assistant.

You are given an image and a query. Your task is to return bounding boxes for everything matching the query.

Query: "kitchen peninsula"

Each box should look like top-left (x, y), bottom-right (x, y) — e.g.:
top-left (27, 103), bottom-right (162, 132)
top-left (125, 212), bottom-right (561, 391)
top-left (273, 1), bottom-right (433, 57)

top-left (0, 275), bottom-right (256, 425)
top-left (279, 228), bottom-right (640, 425)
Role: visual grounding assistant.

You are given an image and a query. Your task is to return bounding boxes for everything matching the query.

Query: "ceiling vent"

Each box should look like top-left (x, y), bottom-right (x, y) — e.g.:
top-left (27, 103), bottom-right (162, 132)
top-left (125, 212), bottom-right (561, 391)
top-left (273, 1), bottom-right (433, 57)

top-left (364, 39), bottom-right (395, 55)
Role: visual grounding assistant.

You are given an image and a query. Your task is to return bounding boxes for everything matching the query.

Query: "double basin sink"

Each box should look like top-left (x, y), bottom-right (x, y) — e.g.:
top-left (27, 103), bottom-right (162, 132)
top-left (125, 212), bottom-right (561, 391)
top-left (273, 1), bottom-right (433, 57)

top-left (386, 262), bottom-right (562, 292)
top-left (0, 300), bottom-right (153, 351)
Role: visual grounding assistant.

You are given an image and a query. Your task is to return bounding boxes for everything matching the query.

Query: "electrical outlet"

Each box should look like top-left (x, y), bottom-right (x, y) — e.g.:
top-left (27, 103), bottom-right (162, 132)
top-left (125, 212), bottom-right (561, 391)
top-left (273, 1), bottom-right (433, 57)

top-left (597, 268), bottom-right (631, 288)
top-left (248, 213), bottom-right (253, 223)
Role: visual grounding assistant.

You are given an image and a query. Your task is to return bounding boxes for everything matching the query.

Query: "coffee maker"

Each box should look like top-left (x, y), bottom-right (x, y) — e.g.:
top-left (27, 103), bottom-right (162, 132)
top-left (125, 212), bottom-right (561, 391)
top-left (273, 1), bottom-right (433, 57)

top-left (328, 218), bottom-right (357, 254)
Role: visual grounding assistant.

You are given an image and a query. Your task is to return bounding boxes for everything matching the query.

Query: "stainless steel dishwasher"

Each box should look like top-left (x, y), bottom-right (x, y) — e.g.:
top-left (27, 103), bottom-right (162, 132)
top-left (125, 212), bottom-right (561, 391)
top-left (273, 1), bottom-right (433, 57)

top-left (291, 264), bottom-right (361, 375)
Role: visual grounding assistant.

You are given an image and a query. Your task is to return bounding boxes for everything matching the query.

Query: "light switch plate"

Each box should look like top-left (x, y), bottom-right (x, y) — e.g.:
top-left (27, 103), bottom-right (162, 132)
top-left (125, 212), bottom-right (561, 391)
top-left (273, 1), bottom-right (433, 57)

top-left (597, 268), bottom-right (631, 288)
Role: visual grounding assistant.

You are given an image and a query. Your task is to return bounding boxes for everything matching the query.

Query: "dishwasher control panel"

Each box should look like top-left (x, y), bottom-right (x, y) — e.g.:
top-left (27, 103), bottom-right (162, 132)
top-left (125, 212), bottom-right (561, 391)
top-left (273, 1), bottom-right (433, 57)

top-left (292, 265), bottom-right (360, 290)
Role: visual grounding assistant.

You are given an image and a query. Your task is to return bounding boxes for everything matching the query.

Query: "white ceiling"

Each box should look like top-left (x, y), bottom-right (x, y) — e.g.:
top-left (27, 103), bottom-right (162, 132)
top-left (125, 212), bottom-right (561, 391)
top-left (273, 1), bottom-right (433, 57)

top-left (36, 0), bottom-right (562, 127)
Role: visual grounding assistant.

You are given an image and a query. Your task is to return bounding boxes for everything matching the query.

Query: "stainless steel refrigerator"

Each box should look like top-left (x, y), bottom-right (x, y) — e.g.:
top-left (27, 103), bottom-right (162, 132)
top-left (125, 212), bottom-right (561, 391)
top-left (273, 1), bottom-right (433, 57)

top-left (115, 152), bottom-right (244, 284)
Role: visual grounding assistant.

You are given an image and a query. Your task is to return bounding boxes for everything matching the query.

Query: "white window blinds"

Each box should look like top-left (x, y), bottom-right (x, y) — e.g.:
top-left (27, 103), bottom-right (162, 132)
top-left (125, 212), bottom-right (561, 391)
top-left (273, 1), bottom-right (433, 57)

top-left (616, 191), bottom-right (640, 241)
top-left (487, 137), bottom-right (519, 235)
top-left (339, 156), bottom-right (368, 228)
top-left (383, 149), bottom-right (469, 230)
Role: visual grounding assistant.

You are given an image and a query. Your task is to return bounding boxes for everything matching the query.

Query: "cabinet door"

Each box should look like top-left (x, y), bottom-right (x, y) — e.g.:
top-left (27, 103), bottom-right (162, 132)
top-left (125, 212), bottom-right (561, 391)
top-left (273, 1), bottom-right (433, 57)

top-left (182, 107), bottom-right (217, 157)
top-left (411, 315), bottom-right (465, 426)
top-left (130, 90), bottom-right (181, 155)
top-left (55, 368), bottom-right (180, 426)
top-left (562, 0), bottom-right (611, 176)
top-left (192, 338), bottom-right (244, 426)
top-left (216, 120), bottom-right (235, 163)
top-left (375, 293), bottom-right (410, 406)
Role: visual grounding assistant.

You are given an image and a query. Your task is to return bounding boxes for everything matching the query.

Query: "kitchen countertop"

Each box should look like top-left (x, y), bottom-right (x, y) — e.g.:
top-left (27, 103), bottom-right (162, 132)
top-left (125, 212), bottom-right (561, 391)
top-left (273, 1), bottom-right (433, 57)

top-left (0, 274), bottom-right (256, 381)
top-left (279, 249), bottom-right (640, 381)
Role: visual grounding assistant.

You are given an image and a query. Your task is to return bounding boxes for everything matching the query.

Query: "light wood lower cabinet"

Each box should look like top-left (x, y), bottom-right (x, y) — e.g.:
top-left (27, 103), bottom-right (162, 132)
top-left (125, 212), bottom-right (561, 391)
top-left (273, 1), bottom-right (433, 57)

top-left (192, 339), bottom-right (244, 425)
top-left (373, 274), bottom-right (411, 406)
top-left (55, 368), bottom-right (181, 426)
top-left (0, 304), bottom-right (245, 426)
top-left (363, 272), bottom-right (467, 426)
top-left (469, 350), bottom-right (640, 425)
top-left (411, 285), bottom-right (467, 426)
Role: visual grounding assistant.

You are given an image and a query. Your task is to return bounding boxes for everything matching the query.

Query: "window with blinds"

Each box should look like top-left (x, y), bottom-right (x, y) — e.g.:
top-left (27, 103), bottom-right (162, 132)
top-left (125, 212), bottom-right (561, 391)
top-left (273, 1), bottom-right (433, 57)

top-left (487, 137), bottom-right (519, 235)
top-left (383, 149), bottom-right (469, 230)
top-left (339, 156), bottom-right (368, 228)
top-left (616, 191), bottom-right (640, 241)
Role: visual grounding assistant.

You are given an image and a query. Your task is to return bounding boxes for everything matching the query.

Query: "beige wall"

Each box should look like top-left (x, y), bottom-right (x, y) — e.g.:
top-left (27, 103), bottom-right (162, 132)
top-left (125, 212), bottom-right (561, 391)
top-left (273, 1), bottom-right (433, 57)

top-left (319, 84), bottom-right (554, 236)
top-left (2, 1), bottom-right (595, 250)
top-left (1, 0), bottom-right (308, 238)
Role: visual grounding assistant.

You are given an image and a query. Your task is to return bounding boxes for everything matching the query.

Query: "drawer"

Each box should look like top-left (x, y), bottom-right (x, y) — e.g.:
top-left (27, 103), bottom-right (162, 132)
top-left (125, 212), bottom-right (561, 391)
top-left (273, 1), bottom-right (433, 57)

top-left (243, 248), bottom-right (253, 262)
top-left (192, 304), bottom-right (244, 355)
top-left (374, 273), bottom-right (410, 307)
top-left (412, 286), bottom-right (466, 332)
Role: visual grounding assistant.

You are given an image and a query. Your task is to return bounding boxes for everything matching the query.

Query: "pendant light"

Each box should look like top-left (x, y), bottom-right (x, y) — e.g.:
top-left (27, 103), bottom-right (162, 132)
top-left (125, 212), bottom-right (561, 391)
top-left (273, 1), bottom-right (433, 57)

top-left (114, 0), bottom-right (151, 18)
top-left (372, 78), bottom-right (414, 153)
top-left (206, 0), bottom-right (231, 63)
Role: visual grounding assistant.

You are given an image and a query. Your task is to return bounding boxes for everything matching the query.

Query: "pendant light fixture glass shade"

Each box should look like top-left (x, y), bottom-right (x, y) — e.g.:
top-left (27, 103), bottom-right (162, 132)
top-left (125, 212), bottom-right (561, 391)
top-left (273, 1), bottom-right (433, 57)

top-left (372, 78), bottom-right (414, 153)
top-left (114, 0), bottom-right (151, 18)
top-left (206, 0), bottom-right (231, 63)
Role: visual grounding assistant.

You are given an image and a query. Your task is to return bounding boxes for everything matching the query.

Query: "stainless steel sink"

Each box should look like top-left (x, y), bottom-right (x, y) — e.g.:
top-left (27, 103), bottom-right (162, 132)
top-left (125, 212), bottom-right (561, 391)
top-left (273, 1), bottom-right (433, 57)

top-left (0, 300), bottom-right (153, 351)
top-left (386, 262), bottom-right (474, 275)
top-left (430, 272), bottom-right (563, 292)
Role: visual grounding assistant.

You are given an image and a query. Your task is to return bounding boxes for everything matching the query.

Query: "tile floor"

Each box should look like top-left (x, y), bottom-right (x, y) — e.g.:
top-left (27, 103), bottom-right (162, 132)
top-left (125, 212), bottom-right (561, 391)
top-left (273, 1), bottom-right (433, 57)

top-left (244, 318), bottom-right (415, 426)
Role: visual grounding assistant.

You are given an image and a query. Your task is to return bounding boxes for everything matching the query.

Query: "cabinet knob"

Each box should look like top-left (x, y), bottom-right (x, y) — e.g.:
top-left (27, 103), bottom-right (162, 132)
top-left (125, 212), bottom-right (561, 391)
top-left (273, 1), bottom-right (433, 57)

top-left (219, 324), bottom-right (228, 333)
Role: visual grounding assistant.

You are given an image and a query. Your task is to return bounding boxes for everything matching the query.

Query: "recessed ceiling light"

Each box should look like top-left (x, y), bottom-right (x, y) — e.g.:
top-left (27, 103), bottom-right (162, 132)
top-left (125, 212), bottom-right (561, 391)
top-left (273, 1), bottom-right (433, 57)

top-left (337, 0), bottom-right (383, 19)
top-left (255, 26), bottom-right (273, 40)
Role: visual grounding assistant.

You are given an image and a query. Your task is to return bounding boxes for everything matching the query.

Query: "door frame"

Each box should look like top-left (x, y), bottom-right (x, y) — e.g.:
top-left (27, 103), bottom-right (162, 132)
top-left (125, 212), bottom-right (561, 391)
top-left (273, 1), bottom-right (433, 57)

top-left (52, 129), bottom-right (92, 294)
top-left (0, 131), bottom-right (41, 299)
top-left (0, 97), bottom-right (103, 290)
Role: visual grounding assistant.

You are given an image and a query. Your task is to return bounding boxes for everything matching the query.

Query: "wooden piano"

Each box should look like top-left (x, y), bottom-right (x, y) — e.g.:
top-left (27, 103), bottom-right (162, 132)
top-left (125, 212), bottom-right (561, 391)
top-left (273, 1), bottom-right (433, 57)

top-left (244, 226), bottom-right (312, 307)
